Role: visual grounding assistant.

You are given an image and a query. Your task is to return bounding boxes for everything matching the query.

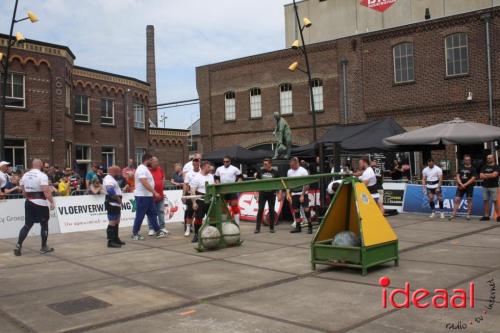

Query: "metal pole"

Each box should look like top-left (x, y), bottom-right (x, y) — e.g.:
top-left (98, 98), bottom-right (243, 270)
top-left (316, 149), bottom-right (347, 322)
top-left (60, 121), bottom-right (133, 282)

top-left (481, 13), bottom-right (494, 153)
top-left (0, 0), bottom-right (20, 161)
top-left (293, 0), bottom-right (317, 142)
top-left (341, 58), bottom-right (348, 124)
top-left (125, 89), bottom-right (131, 161)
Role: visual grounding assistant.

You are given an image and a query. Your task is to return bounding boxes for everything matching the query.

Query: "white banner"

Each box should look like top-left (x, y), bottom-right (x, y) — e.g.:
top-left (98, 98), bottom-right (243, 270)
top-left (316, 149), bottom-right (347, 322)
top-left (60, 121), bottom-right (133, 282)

top-left (0, 198), bottom-right (59, 239)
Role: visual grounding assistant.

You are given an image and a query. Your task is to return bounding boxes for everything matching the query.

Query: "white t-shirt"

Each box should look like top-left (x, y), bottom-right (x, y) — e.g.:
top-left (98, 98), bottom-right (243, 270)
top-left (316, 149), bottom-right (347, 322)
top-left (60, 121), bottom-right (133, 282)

top-left (190, 172), bottom-right (215, 194)
top-left (134, 164), bottom-right (154, 197)
top-left (359, 167), bottom-right (379, 198)
top-left (103, 175), bottom-right (122, 207)
top-left (423, 166), bottom-right (443, 189)
top-left (182, 161), bottom-right (193, 174)
top-left (287, 166), bottom-right (309, 195)
top-left (184, 169), bottom-right (200, 186)
top-left (0, 171), bottom-right (7, 189)
top-left (20, 169), bottom-right (49, 206)
top-left (215, 165), bottom-right (241, 184)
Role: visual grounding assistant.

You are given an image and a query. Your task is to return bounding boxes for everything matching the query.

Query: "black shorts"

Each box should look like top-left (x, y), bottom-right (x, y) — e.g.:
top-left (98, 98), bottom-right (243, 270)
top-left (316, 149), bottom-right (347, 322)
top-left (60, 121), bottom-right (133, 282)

top-left (456, 186), bottom-right (474, 199)
top-left (185, 200), bottom-right (194, 219)
top-left (224, 193), bottom-right (239, 202)
top-left (25, 200), bottom-right (49, 224)
top-left (291, 194), bottom-right (309, 210)
top-left (195, 199), bottom-right (209, 220)
top-left (426, 187), bottom-right (441, 195)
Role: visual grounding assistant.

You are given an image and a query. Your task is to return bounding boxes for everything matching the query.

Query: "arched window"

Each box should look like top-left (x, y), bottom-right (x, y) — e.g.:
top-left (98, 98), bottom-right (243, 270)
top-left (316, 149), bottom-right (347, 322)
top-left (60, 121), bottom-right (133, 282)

top-left (225, 91), bottom-right (236, 121)
top-left (311, 79), bottom-right (324, 112)
top-left (393, 42), bottom-right (414, 83)
top-left (249, 88), bottom-right (262, 118)
top-left (279, 83), bottom-right (293, 115)
top-left (445, 33), bottom-right (468, 76)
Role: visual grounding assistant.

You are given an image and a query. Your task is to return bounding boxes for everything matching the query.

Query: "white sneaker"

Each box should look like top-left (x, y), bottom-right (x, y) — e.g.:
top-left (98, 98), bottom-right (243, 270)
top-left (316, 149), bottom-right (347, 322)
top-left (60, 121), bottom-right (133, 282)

top-left (291, 221), bottom-right (296, 228)
top-left (156, 231), bottom-right (167, 239)
top-left (184, 227), bottom-right (190, 237)
top-left (440, 212), bottom-right (445, 219)
top-left (148, 229), bottom-right (156, 236)
top-left (160, 228), bottom-right (169, 235)
top-left (429, 212), bottom-right (435, 219)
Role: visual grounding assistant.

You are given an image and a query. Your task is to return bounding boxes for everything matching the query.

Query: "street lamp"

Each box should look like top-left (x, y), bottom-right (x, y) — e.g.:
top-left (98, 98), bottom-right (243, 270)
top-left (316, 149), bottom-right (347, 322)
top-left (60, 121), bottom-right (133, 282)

top-left (288, 0), bottom-right (317, 142)
top-left (0, 0), bottom-right (39, 160)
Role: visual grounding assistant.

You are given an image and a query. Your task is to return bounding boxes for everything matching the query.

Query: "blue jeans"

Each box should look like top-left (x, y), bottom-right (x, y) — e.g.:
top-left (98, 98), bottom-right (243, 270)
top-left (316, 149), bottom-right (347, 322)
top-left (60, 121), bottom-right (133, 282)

top-left (148, 200), bottom-right (165, 230)
top-left (133, 196), bottom-right (160, 235)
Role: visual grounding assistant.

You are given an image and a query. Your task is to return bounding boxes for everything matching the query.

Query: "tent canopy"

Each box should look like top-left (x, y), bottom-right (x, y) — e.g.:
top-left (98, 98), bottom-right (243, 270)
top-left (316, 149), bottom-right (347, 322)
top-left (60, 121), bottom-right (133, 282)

top-left (384, 118), bottom-right (500, 146)
top-left (203, 145), bottom-right (271, 163)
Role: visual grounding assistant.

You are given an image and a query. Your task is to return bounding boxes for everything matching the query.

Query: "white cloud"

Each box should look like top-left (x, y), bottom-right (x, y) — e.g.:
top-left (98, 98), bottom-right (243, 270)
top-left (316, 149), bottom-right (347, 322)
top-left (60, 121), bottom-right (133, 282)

top-left (1, 0), bottom-right (291, 128)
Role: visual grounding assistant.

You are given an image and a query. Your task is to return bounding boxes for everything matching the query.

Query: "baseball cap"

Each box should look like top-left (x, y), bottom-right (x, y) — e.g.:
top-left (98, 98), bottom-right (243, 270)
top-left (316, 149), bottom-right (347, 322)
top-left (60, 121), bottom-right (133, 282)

top-left (0, 161), bottom-right (10, 168)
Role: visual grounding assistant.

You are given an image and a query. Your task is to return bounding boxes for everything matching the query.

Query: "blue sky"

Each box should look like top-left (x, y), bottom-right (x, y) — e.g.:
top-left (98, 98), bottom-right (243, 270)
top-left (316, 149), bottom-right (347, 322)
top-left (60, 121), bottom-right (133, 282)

top-left (0, 0), bottom-right (291, 129)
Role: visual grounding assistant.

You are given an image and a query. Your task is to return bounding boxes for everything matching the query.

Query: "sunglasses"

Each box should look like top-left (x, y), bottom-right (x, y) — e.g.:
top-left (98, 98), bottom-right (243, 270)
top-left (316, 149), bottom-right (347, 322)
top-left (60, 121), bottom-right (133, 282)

top-left (193, 159), bottom-right (200, 162)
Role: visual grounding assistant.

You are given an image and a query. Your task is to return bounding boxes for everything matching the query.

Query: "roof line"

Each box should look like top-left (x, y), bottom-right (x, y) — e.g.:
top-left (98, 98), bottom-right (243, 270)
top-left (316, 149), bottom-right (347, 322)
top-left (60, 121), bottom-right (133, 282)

top-left (0, 33), bottom-right (76, 59)
top-left (74, 66), bottom-right (150, 86)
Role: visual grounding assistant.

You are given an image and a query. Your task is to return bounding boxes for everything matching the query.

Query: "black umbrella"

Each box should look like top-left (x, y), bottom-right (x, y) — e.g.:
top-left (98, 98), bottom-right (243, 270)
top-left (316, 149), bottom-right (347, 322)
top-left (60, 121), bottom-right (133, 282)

top-left (203, 145), bottom-right (271, 164)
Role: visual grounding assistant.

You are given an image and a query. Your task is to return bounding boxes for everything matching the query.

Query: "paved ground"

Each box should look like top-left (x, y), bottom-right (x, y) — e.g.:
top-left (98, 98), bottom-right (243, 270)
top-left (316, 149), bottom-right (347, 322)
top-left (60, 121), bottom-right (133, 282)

top-left (0, 214), bottom-right (499, 333)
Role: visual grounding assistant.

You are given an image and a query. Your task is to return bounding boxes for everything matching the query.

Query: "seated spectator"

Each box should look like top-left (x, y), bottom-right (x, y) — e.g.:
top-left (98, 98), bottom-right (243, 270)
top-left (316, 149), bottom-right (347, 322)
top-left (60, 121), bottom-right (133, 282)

top-left (96, 166), bottom-right (105, 183)
top-left (171, 163), bottom-right (184, 189)
top-left (4, 174), bottom-right (22, 196)
top-left (88, 176), bottom-right (105, 195)
top-left (58, 175), bottom-right (71, 196)
top-left (85, 164), bottom-right (98, 188)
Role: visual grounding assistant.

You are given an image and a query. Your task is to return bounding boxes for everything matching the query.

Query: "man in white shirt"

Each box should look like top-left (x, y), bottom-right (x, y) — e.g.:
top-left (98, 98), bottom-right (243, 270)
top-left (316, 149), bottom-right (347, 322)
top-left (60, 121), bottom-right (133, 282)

top-left (14, 159), bottom-right (55, 256)
top-left (287, 157), bottom-right (312, 234)
top-left (422, 158), bottom-right (444, 219)
top-left (131, 154), bottom-right (167, 240)
top-left (182, 153), bottom-right (202, 176)
top-left (357, 157), bottom-right (384, 213)
top-left (215, 156), bottom-right (243, 225)
top-left (0, 161), bottom-right (9, 198)
top-left (103, 166), bottom-right (125, 248)
top-left (182, 158), bottom-right (201, 237)
top-left (190, 160), bottom-right (215, 243)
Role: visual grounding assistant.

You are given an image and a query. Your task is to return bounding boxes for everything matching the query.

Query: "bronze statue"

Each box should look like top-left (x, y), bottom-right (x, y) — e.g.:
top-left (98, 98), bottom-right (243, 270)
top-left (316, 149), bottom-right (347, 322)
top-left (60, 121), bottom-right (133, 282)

top-left (273, 112), bottom-right (292, 159)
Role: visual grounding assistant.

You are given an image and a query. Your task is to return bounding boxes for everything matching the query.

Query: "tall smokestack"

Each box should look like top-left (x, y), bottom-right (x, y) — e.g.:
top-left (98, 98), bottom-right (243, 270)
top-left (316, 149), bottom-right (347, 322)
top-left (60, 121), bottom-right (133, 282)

top-left (146, 25), bottom-right (158, 126)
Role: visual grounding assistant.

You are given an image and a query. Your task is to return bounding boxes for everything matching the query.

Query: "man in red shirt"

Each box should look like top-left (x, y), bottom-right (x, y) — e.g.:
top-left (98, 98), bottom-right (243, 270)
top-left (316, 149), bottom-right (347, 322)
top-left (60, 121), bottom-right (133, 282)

top-left (147, 157), bottom-right (169, 236)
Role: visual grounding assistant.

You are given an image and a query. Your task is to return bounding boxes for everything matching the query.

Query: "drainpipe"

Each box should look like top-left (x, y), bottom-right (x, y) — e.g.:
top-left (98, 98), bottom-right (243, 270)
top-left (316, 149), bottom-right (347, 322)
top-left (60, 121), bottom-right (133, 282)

top-left (482, 13), bottom-right (494, 153)
top-left (125, 89), bottom-right (131, 161)
top-left (340, 57), bottom-right (349, 124)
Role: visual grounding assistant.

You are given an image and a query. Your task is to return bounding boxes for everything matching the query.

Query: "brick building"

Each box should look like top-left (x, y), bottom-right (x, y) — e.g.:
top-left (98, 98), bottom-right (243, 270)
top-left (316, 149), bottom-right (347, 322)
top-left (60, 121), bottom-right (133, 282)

top-left (1, 26), bottom-right (188, 175)
top-left (196, 7), bottom-right (500, 169)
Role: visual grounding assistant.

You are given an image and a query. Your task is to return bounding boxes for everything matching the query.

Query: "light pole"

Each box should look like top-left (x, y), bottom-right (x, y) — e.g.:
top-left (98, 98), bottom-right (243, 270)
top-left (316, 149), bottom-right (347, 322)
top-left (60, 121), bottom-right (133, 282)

top-left (159, 113), bottom-right (168, 128)
top-left (288, 0), bottom-right (316, 142)
top-left (0, 0), bottom-right (38, 160)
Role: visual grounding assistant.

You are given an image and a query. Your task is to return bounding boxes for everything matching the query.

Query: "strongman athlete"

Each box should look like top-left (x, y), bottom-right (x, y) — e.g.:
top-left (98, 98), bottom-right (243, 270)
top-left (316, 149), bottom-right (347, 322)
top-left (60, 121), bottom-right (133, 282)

top-left (183, 157), bottom-right (200, 236)
top-left (190, 160), bottom-right (215, 243)
top-left (254, 158), bottom-right (281, 233)
top-left (288, 157), bottom-right (312, 234)
top-left (14, 159), bottom-right (55, 256)
top-left (422, 158), bottom-right (444, 219)
top-left (215, 156), bottom-right (243, 225)
top-left (103, 166), bottom-right (125, 248)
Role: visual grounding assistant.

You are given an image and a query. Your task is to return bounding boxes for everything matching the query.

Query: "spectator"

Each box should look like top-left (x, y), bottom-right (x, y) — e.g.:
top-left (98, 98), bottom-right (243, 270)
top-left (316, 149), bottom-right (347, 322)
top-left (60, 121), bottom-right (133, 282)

top-left (122, 159), bottom-right (136, 193)
top-left (479, 154), bottom-right (500, 222)
top-left (391, 160), bottom-right (403, 180)
top-left (88, 176), bottom-right (105, 195)
top-left (0, 161), bottom-right (9, 196)
top-left (85, 164), bottom-right (98, 189)
top-left (58, 175), bottom-right (71, 196)
top-left (170, 163), bottom-right (184, 189)
top-left (4, 173), bottom-right (22, 196)
top-left (147, 156), bottom-right (168, 236)
top-left (96, 166), bottom-right (105, 183)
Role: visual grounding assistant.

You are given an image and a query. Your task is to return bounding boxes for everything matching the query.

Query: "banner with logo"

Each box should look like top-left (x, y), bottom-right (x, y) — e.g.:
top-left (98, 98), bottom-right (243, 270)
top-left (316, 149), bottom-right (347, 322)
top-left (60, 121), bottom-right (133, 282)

top-left (0, 198), bottom-right (59, 239)
top-left (402, 185), bottom-right (484, 216)
top-left (382, 182), bottom-right (406, 213)
top-left (360, 0), bottom-right (397, 13)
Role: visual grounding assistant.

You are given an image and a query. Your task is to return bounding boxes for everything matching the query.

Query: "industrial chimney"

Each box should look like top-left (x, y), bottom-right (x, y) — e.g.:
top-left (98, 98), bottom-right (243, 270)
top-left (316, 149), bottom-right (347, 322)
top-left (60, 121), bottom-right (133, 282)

top-left (146, 25), bottom-right (158, 126)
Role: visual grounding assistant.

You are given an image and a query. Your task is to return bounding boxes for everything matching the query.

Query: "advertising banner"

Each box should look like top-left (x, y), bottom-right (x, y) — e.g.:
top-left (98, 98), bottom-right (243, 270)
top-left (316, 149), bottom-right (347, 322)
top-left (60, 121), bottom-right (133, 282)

top-left (0, 198), bottom-right (59, 239)
top-left (382, 182), bottom-right (406, 213)
top-left (360, 0), bottom-right (398, 13)
top-left (402, 184), bottom-right (484, 216)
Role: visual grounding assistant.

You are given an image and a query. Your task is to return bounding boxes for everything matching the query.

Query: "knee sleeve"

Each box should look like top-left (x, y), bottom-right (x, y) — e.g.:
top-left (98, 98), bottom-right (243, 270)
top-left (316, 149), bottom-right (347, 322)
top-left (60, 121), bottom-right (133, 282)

top-left (439, 200), bottom-right (444, 210)
top-left (305, 210), bottom-right (311, 219)
top-left (194, 218), bottom-right (203, 225)
top-left (429, 201), bottom-right (435, 210)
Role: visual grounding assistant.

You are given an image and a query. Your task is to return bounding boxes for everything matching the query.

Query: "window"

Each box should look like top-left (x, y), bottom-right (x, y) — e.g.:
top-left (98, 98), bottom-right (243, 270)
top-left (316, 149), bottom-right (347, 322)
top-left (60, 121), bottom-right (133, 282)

top-left (311, 79), bottom-right (324, 111)
top-left (134, 103), bottom-right (145, 128)
top-left (101, 99), bottom-right (114, 125)
top-left (225, 91), bottom-right (236, 121)
top-left (75, 145), bottom-right (91, 162)
top-left (0, 73), bottom-right (25, 108)
top-left (102, 147), bottom-right (115, 170)
top-left (4, 139), bottom-right (26, 171)
top-left (65, 85), bottom-right (71, 114)
top-left (280, 83), bottom-right (293, 115)
top-left (445, 33), bottom-right (468, 76)
top-left (135, 148), bottom-right (146, 164)
top-left (189, 140), bottom-right (198, 152)
top-left (75, 95), bottom-right (90, 122)
top-left (249, 88), bottom-right (262, 118)
top-left (393, 43), bottom-right (414, 83)
top-left (65, 142), bottom-right (72, 168)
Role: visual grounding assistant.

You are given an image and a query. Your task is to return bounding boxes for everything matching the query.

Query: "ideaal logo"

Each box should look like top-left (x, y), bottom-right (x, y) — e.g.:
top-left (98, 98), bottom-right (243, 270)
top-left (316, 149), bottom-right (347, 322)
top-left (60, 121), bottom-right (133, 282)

top-left (379, 276), bottom-right (496, 329)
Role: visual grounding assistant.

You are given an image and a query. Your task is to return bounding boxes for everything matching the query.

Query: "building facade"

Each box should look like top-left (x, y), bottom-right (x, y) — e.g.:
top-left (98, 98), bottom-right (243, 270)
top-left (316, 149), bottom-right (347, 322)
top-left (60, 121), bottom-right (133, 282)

top-left (285, 0), bottom-right (500, 46)
top-left (1, 32), bottom-right (188, 175)
top-left (197, 7), bottom-right (500, 168)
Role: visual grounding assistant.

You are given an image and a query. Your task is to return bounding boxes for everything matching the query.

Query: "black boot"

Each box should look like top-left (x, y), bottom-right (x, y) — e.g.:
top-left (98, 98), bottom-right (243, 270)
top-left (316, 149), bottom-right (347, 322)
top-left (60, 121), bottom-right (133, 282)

top-left (192, 224), bottom-right (200, 243)
top-left (114, 225), bottom-right (125, 245)
top-left (290, 222), bottom-right (301, 233)
top-left (107, 225), bottom-right (121, 248)
top-left (307, 221), bottom-right (313, 234)
top-left (269, 217), bottom-right (275, 233)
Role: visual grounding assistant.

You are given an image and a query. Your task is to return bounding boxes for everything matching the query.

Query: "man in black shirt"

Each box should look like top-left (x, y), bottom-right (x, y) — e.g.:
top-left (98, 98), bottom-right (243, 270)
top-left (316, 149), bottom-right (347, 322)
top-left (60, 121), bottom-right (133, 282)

top-left (479, 154), bottom-right (500, 222)
top-left (449, 155), bottom-right (477, 221)
top-left (254, 158), bottom-right (282, 233)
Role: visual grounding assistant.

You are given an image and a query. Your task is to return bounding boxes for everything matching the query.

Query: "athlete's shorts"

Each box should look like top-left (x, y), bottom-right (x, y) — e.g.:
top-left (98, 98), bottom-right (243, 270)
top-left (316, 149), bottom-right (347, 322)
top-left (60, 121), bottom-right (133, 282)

top-left (224, 193), bottom-right (239, 202)
top-left (456, 186), bottom-right (474, 199)
top-left (291, 193), bottom-right (309, 210)
top-left (185, 199), bottom-right (194, 219)
top-left (105, 202), bottom-right (121, 221)
top-left (25, 200), bottom-right (49, 224)
top-left (426, 187), bottom-right (441, 195)
top-left (195, 199), bottom-right (209, 220)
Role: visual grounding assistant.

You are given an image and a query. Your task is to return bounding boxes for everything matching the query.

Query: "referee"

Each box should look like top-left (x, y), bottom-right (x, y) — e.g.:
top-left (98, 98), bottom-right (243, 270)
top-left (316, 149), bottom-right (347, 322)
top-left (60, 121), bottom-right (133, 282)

top-left (14, 159), bottom-right (55, 256)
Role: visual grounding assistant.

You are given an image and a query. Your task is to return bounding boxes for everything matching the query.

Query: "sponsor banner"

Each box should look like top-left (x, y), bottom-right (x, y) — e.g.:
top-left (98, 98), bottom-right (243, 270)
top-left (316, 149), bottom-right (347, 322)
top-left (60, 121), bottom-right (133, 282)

top-left (360, 0), bottom-right (397, 12)
top-left (382, 182), bottom-right (406, 212)
top-left (0, 198), bottom-right (59, 239)
top-left (55, 190), bottom-right (184, 234)
top-left (402, 184), bottom-right (483, 216)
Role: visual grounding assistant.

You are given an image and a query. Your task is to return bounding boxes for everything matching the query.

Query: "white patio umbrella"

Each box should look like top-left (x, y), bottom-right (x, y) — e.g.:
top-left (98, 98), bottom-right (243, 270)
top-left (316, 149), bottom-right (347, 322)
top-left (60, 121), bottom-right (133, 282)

top-left (383, 118), bottom-right (500, 146)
